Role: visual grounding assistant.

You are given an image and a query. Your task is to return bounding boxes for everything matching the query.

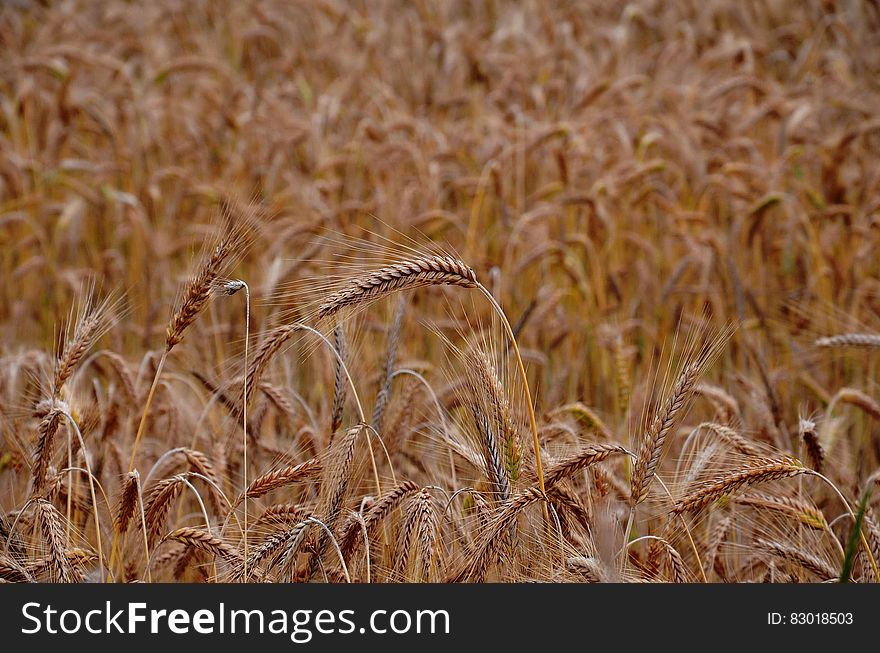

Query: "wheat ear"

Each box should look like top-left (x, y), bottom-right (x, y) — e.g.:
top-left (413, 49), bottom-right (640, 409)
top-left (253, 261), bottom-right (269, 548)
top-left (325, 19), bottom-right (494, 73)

top-left (318, 254), bottom-right (549, 507)
top-left (673, 456), bottom-right (808, 514)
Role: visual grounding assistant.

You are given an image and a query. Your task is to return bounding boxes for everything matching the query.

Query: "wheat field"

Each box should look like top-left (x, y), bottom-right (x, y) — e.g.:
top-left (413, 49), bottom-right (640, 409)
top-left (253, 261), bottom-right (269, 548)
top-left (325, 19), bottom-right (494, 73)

top-left (1, 0), bottom-right (879, 583)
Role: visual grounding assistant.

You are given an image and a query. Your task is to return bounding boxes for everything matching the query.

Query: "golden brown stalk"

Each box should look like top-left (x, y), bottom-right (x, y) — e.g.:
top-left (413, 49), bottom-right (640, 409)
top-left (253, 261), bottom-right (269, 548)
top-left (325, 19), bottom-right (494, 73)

top-left (0, 556), bottom-right (32, 583)
top-left (317, 255), bottom-right (478, 319)
top-left (613, 333), bottom-right (631, 418)
top-left (54, 312), bottom-right (107, 396)
top-left (115, 471), bottom-right (139, 535)
top-left (142, 475), bottom-right (186, 546)
top-left (339, 480), bottom-right (420, 558)
top-left (182, 448), bottom-right (224, 512)
top-left (35, 499), bottom-right (71, 583)
top-left (830, 388), bottom-right (880, 420)
top-left (471, 407), bottom-right (511, 504)
top-left (736, 492), bottom-right (827, 530)
top-left (330, 325), bottom-right (348, 435)
top-left (450, 486), bottom-right (547, 582)
top-left (317, 253), bottom-right (548, 508)
top-left (697, 422), bottom-right (763, 457)
top-left (129, 218), bottom-right (250, 476)
top-left (661, 540), bottom-right (688, 583)
top-left (244, 324), bottom-right (305, 408)
top-left (233, 458), bottom-right (321, 506)
top-left (693, 384), bottom-right (740, 421)
top-left (165, 527), bottom-right (242, 564)
top-left (372, 297), bottom-right (405, 434)
top-left (756, 538), bottom-right (837, 580)
top-left (254, 504), bottom-right (311, 529)
top-left (542, 443), bottom-right (629, 490)
top-left (799, 418), bottom-right (824, 474)
top-left (309, 424), bottom-right (362, 575)
top-left (31, 403), bottom-right (64, 492)
top-left (469, 347), bottom-right (521, 483)
top-left (415, 489), bottom-right (437, 582)
top-left (814, 333), bottom-right (880, 349)
top-left (551, 402), bottom-right (613, 439)
top-left (674, 456), bottom-right (809, 514)
top-left (165, 234), bottom-right (242, 350)
top-left (705, 516), bottom-right (732, 578)
top-left (631, 342), bottom-right (719, 507)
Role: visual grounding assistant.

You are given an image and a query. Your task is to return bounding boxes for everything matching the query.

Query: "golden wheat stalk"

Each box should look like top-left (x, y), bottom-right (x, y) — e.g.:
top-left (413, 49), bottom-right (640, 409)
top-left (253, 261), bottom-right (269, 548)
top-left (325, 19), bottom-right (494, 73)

top-left (674, 456), bottom-right (808, 514)
top-left (814, 333), bottom-right (880, 349)
top-left (317, 253), bottom-right (549, 505)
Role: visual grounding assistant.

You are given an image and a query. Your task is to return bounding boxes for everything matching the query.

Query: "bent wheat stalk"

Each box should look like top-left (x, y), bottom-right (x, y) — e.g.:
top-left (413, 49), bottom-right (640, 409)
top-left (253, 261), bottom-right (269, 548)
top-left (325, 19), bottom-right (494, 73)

top-left (318, 254), bottom-right (548, 499)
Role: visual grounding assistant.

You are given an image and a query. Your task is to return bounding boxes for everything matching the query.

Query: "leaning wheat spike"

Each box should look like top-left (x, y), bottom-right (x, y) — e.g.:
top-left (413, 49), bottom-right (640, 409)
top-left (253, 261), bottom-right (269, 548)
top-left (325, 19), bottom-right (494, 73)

top-left (417, 491), bottom-right (439, 581)
top-left (469, 347), bottom-right (521, 483)
top-left (542, 443), bottom-right (629, 490)
top-left (373, 297), bottom-right (405, 436)
top-left (674, 456), bottom-right (808, 514)
top-left (243, 324), bottom-right (304, 408)
top-left (259, 382), bottom-right (299, 427)
top-left (277, 520), bottom-right (315, 578)
top-left (165, 527), bottom-right (242, 564)
top-left (115, 471), bottom-right (139, 534)
top-left (705, 516), bottom-right (732, 578)
top-left (697, 422), bottom-right (762, 457)
top-left (631, 336), bottom-right (723, 507)
top-left (254, 504), bottom-right (310, 529)
top-left (832, 388), bottom-right (880, 420)
top-left (31, 407), bottom-right (63, 492)
top-left (450, 486), bottom-right (547, 582)
top-left (340, 480), bottom-right (420, 558)
top-left (247, 524), bottom-right (299, 573)
top-left (566, 556), bottom-right (605, 582)
top-left (661, 540), bottom-right (688, 583)
top-left (142, 475), bottom-right (186, 546)
top-left (35, 499), bottom-right (71, 583)
top-left (241, 519), bottom-right (312, 580)
top-left (165, 218), bottom-right (247, 350)
top-left (756, 538), bottom-right (837, 580)
top-left (814, 333), bottom-right (880, 349)
top-left (0, 556), bottom-right (32, 583)
top-left (317, 255), bottom-right (478, 319)
top-left (233, 457), bottom-right (321, 507)
top-left (472, 407), bottom-right (511, 504)
top-left (799, 419), bottom-right (824, 474)
top-left (736, 492), bottom-right (827, 530)
top-left (97, 350), bottom-right (138, 405)
top-left (182, 449), bottom-right (223, 512)
top-left (309, 424), bottom-right (361, 575)
top-left (28, 549), bottom-right (96, 582)
top-left (318, 425), bottom-right (361, 520)
top-left (693, 384), bottom-right (740, 421)
top-left (613, 334), bottom-right (631, 418)
top-left (551, 402), bottom-right (613, 439)
top-left (406, 490), bottom-right (439, 581)
top-left (548, 484), bottom-right (591, 531)
top-left (150, 544), bottom-right (187, 572)
top-left (394, 497), bottom-right (419, 578)
top-left (320, 251), bottom-right (548, 498)
top-left (53, 301), bottom-right (110, 396)
top-left (330, 325), bottom-right (348, 435)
